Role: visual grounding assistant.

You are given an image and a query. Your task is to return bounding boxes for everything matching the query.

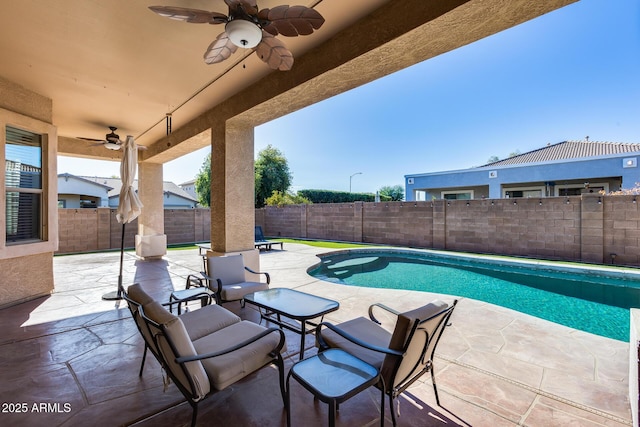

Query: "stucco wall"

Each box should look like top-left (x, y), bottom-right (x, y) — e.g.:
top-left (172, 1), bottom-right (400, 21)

top-left (0, 252), bottom-right (54, 309)
top-left (0, 76), bottom-right (56, 308)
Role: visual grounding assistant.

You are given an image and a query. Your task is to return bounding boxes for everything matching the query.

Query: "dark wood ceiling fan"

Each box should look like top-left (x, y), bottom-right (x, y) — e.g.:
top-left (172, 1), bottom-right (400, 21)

top-left (77, 126), bottom-right (146, 151)
top-left (149, 0), bottom-right (325, 71)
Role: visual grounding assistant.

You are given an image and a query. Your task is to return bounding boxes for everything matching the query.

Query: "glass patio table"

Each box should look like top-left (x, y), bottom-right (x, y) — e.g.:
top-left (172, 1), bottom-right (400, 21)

top-left (244, 288), bottom-right (339, 360)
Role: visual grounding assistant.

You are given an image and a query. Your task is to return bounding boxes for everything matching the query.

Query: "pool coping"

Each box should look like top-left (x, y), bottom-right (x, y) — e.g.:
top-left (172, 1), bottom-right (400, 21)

top-left (311, 246), bottom-right (640, 281)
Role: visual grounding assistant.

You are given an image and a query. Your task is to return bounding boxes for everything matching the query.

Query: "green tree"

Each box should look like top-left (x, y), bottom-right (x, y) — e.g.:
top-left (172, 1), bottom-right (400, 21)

top-left (486, 155), bottom-right (499, 163)
top-left (195, 152), bottom-right (211, 207)
top-left (255, 145), bottom-right (292, 208)
top-left (264, 190), bottom-right (312, 207)
top-left (378, 185), bottom-right (404, 201)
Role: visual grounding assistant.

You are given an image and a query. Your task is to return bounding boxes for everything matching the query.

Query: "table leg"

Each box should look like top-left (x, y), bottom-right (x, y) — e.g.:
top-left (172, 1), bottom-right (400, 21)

top-left (329, 399), bottom-right (337, 427)
top-left (299, 321), bottom-right (307, 361)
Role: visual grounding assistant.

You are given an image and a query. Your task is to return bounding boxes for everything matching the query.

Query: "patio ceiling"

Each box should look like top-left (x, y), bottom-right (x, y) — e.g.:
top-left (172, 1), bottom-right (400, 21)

top-left (0, 0), bottom-right (577, 163)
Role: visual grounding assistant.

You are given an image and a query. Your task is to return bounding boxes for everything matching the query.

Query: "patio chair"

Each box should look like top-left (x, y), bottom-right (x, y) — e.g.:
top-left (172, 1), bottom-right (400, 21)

top-left (255, 225), bottom-right (283, 251)
top-left (140, 299), bottom-right (285, 427)
top-left (202, 254), bottom-right (270, 305)
top-left (316, 299), bottom-right (457, 426)
top-left (123, 283), bottom-right (239, 377)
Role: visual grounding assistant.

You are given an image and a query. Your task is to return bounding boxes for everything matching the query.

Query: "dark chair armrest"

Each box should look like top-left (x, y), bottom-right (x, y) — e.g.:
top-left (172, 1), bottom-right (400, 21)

top-left (199, 271), bottom-right (221, 293)
top-left (368, 303), bottom-right (400, 325)
top-left (316, 322), bottom-right (403, 357)
top-left (186, 274), bottom-right (205, 289)
top-left (176, 327), bottom-right (285, 363)
top-left (244, 266), bottom-right (271, 285)
top-left (162, 290), bottom-right (212, 310)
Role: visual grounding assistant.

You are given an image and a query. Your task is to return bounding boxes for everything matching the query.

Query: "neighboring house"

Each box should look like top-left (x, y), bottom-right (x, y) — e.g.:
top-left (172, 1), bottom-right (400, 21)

top-left (179, 179), bottom-right (198, 200)
top-left (405, 140), bottom-right (640, 201)
top-left (57, 173), bottom-right (112, 208)
top-left (58, 174), bottom-right (198, 209)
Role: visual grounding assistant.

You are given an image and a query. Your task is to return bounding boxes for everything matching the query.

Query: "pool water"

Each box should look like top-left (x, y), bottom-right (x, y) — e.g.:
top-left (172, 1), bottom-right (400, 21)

top-left (308, 250), bottom-right (640, 342)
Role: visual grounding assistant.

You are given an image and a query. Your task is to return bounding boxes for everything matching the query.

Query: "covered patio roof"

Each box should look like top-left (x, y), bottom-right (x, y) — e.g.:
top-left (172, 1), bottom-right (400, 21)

top-left (1, 0), bottom-right (577, 164)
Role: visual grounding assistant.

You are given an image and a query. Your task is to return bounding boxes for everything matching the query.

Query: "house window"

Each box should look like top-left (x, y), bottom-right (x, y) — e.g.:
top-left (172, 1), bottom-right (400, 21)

top-left (442, 190), bottom-right (474, 200)
top-left (555, 183), bottom-right (609, 196)
top-left (5, 126), bottom-right (44, 244)
top-left (503, 186), bottom-right (544, 198)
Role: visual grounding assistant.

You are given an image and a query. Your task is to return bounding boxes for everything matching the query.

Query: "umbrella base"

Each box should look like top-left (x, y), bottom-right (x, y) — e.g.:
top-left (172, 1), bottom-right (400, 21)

top-left (102, 290), bottom-right (123, 301)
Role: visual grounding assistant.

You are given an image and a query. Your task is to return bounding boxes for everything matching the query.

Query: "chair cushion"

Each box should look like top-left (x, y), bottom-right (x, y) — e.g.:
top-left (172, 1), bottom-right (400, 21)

top-left (383, 300), bottom-right (449, 388)
top-left (180, 305), bottom-right (241, 341)
top-left (220, 281), bottom-right (269, 302)
top-left (193, 320), bottom-right (281, 390)
top-left (127, 283), bottom-right (154, 305)
top-left (208, 254), bottom-right (246, 285)
top-left (161, 316), bottom-right (211, 400)
top-left (319, 316), bottom-right (390, 370)
top-left (143, 300), bottom-right (178, 325)
top-left (388, 300), bottom-right (448, 351)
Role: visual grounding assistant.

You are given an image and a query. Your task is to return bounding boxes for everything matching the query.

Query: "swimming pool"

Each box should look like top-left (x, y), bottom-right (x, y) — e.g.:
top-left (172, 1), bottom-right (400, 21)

top-left (308, 248), bottom-right (640, 342)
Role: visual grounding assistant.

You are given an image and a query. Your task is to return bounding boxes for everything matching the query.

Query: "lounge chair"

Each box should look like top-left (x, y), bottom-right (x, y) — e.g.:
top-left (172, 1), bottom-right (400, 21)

top-left (202, 254), bottom-right (270, 305)
top-left (124, 283), bottom-right (286, 427)
top-left (255, 225), bottom-right (283, 251)
top-left (316, 299), bottom-right (457, 426)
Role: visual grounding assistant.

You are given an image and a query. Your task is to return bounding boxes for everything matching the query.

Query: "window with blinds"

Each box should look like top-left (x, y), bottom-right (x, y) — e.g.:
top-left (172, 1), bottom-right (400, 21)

top-left (5, 126), bottom-right (43, 244)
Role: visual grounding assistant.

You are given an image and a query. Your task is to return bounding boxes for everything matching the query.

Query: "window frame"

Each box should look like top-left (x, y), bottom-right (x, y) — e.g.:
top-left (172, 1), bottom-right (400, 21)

top-left (0, 108), bottom-right (58, 259)
top-left (441, 190), bottom-right (474, 200)
top-left (554, 182), bottom-right (610, 196)
top-left (502, 185), bottom-right (545, 198)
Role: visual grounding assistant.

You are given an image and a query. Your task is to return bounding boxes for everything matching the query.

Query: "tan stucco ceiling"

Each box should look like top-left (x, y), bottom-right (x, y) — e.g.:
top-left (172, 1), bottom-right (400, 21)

top-left (0, 0), bottom-right (577, 164)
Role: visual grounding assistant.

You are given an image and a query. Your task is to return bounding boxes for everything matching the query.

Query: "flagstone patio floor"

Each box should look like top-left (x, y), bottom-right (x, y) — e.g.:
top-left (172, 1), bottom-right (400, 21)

top-left (0, 243), bottom-right (632, 426)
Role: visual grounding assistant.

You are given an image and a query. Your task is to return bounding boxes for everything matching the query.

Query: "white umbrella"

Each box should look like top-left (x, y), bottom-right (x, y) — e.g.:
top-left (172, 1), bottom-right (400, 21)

top-left (103, 136), bottom-right (143, 300)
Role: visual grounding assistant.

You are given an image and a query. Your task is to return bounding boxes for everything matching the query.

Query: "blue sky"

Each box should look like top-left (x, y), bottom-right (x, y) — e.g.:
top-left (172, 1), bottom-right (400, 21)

top-left (59, 0), bottom-right (640, 194)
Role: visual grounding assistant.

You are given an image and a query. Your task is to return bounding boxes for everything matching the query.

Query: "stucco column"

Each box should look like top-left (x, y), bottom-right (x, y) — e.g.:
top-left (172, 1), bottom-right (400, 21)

top-left (135, 162), bottom-right (167, 259)
top-left (209, 120), bottom-right (258, 268)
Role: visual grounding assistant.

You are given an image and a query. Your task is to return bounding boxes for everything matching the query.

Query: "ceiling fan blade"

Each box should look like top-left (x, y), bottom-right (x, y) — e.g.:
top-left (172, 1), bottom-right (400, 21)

top-left (204, 32), bottom-right (238, 64)
top-left (259, 5), bottom-right (325, 37)
top-left (149, 6), bottom-right (227, 24)
top-left (254, 31), bottom-right (293, 71)
top-left (225, 0), bottom-right (258, 15)
top-left (77, 137), bottom-right (105, 142)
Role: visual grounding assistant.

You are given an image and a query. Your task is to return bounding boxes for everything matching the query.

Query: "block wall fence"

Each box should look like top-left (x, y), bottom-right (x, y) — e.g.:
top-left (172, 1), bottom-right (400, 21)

top-left (256, 194), bottom-right (640, 267)
top-left (58, 194), bottom-right (640, 266)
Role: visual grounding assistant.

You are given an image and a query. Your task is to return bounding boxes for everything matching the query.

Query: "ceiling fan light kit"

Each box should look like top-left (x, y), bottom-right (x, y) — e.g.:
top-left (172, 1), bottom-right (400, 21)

top-left (104, 141), bottom-right (123, 150)
top-left (149, 1), bottom-right (325, 70)
top-left (226, 19), bottom-right (262, 48)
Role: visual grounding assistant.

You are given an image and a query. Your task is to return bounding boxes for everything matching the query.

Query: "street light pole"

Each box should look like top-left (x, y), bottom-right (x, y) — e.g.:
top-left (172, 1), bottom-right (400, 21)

top-left (350, 172), bottom-right (362, 192)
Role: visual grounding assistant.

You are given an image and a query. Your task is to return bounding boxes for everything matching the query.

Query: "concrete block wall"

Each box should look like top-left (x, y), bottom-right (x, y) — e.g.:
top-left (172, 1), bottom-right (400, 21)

top-left (57, 196), bottom-right (640, 266)
top-left (262, 205), bottom-right (307, 238)
top-left (441, 197), bottom-right (581, 260)
top-left (362, 201), bottom-right (433, 247)
top-left (164, 209), bottom-right (195, 245)
top-left (604, 195), bottom-right (640, 266)
top-left (57, 208), bottom-right (211, 254)
top-left (256, 195), bottom-right (640, 267)
top-left (307, 203), bottom-right (357, 242)
top-left (58, 209), bottom-right (100, 253)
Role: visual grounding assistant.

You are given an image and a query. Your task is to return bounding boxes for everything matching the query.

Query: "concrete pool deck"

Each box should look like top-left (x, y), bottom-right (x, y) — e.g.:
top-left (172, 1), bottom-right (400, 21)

top-left (0, 243), bottom-right (632, 426)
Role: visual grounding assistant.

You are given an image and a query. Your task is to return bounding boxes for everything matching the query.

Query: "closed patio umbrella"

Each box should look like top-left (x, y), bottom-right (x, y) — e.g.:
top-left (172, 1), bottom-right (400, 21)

top-left (102, 136), bottom-right (143, 300)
